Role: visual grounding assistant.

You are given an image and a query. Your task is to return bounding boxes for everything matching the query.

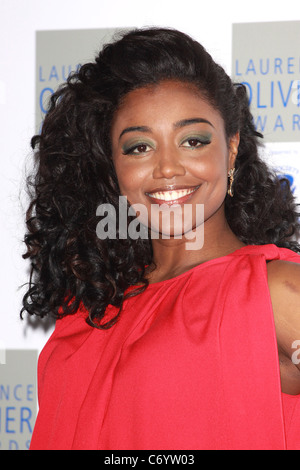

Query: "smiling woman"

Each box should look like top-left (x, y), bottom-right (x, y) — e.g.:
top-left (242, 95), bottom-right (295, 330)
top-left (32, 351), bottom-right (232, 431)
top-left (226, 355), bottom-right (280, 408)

top-left (111, 80), bottom-right (238, 247)
top-left (22, 28), bottom-right (300, 450)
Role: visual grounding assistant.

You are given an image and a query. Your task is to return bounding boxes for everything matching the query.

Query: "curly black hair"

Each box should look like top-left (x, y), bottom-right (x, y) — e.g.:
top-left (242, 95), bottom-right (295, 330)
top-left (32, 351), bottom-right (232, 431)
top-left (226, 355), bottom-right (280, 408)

top-left (21, 27), bottom-right (300, 329)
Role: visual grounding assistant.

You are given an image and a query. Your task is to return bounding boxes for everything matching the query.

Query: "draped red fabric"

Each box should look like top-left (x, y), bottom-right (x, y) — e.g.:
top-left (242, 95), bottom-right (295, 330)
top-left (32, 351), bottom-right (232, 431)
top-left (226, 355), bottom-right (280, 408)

top-left (30, 244), bottom-right (300, 450)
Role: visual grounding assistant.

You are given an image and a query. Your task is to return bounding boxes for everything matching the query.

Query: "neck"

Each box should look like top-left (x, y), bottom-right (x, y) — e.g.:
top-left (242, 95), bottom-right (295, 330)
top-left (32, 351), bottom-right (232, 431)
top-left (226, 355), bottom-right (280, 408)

top-left (146, 210), bottom-right (245, 283)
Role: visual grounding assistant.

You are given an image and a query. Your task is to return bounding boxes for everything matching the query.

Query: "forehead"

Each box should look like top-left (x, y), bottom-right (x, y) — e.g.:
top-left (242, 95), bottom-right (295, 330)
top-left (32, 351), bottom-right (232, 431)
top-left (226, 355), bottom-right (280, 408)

top-left (111, 80), bottom-right (223, 132)
top-left (120, 80), bottom-right (205, 103)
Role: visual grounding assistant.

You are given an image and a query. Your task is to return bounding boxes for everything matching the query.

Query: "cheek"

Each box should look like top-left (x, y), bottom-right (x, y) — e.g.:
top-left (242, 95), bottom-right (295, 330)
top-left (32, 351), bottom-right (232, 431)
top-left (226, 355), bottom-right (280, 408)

top-left (203, 160), bottom-right (229, 211)
top-left (190, 154), bottom-right (227, 183)
top-left (114, 162), bottom-right (146, 199)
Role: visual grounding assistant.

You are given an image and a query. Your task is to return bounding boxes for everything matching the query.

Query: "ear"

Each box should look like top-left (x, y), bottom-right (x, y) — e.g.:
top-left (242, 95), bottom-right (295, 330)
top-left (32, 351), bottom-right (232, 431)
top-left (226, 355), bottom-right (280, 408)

top-left (228, 132), bottom-right (240, 171)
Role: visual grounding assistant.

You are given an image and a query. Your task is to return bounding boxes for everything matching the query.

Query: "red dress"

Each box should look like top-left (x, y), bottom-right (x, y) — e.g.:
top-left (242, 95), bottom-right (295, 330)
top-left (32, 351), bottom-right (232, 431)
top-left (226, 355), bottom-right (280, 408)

top-left (30, 244), bottom-right (300, 450)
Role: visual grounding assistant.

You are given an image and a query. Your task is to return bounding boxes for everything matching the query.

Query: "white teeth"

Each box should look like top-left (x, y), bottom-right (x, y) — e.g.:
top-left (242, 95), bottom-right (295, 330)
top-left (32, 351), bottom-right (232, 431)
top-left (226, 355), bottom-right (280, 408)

top-left (148, 188), bottom-right (196, 201)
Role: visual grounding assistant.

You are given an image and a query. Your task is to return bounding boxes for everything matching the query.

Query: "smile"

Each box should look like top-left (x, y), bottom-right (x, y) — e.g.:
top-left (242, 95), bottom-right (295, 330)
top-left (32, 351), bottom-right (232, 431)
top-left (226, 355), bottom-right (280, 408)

top-left (145, 186), bottom-right (200, 205)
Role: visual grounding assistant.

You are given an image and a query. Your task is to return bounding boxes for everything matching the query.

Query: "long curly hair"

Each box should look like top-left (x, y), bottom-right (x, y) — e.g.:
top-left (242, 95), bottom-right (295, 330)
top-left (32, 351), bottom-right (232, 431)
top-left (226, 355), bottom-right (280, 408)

top-left (21, 27), bottom-right (300, 328)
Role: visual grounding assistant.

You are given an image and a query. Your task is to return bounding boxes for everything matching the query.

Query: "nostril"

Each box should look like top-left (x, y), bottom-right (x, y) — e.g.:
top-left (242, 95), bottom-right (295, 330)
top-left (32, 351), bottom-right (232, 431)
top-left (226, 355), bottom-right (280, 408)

top-left (153, 160), bottom-right (186, 179)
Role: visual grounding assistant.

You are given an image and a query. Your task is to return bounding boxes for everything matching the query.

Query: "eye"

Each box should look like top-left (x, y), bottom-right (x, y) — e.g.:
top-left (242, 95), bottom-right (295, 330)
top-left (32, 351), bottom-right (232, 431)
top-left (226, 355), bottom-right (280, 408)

top-left (122, 143), bottom-right (153, 156)
top-left (180, 135), bottom-right (211, 149)
top-left (182, 138), bottom-right (202, 148)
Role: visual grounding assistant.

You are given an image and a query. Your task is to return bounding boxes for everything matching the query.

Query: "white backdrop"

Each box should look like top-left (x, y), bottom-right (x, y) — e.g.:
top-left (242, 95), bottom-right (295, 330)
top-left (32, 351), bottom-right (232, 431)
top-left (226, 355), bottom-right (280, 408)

top-left (1, 0), bottom-right (300, 353)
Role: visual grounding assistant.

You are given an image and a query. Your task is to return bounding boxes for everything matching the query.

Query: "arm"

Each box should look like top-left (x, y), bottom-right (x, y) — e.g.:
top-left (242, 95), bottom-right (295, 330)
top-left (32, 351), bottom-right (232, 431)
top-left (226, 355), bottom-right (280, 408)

top-left (267, 260), bottom-right (300, 394)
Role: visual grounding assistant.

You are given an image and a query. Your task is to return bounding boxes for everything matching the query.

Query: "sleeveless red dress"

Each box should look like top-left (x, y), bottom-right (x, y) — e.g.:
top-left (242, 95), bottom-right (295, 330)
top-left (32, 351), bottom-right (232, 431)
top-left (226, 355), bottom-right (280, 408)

top-left (30, 244), bottom-right (300, 450)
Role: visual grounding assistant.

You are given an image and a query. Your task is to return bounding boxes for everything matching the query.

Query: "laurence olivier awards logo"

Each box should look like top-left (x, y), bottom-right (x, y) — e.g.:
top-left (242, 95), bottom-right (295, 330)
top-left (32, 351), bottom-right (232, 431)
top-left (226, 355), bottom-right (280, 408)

top-left (0, 350), bottom-right (37, 450)
top-left (269, 146), bottom-right (300, 203)
top-left (36, 28), bottom-right (129, 132)
top-left (232, 21), bottom-right (300, 143)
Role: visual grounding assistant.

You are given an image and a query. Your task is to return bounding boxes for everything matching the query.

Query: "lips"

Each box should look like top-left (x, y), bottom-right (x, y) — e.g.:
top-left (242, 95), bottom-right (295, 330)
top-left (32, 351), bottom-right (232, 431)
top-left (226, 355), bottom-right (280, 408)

top-left (145, 186), bottom-right (200, 205)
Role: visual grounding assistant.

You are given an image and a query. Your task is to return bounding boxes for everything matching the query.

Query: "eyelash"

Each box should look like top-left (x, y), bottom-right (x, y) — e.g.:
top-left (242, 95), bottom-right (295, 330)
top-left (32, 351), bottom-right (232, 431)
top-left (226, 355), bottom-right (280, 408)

top-left (180, 137), bottom-right (211, 149)
top-left (122, 136), bottom-right (211, 156)
top-left (122, 143), bottom-right (152, 156)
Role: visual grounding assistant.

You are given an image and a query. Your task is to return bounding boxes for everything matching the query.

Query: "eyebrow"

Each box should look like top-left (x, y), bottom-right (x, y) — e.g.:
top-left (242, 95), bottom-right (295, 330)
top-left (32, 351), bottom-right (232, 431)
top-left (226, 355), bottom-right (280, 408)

top-left (174, 118), bottom-right (215, 129)
top-left (118, 117), bottom-right (214, 140)
top-left (119, 126), bottom-right (151, 140)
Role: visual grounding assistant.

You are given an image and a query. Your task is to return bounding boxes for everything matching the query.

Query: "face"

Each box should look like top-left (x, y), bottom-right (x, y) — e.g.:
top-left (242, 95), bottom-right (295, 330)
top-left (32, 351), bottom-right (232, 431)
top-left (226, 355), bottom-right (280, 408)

top-left (111, 80), bottom-right (239, 240)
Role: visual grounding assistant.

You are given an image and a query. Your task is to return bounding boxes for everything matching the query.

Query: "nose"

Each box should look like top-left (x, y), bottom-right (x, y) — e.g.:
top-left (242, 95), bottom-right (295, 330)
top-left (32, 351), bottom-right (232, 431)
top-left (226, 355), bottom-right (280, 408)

top-left (152, 146), bottom-right (186, 179)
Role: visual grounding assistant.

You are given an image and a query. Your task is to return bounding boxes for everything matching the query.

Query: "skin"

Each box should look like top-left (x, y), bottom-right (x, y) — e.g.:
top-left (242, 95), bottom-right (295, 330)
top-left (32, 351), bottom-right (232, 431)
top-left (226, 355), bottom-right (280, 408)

top-left (112, 81), bottom-right (242, 274)
top-left (111, 80), bottom-right (300, 395)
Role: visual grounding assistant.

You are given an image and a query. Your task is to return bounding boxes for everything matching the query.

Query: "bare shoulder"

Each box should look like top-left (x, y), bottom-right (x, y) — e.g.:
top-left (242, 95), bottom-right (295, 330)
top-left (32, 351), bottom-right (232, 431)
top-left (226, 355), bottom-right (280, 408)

top-left (267, 259), bottom-right (300, 317)
top-left (267, 259), bottom-right (300, 289)
top-left (267, 259), bottom-right (300, 371)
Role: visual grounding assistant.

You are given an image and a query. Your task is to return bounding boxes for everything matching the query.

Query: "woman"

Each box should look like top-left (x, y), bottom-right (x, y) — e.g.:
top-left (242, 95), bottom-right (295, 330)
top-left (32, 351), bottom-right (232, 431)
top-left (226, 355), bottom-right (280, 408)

top-left (23, 27), bottom-right (300, 450)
